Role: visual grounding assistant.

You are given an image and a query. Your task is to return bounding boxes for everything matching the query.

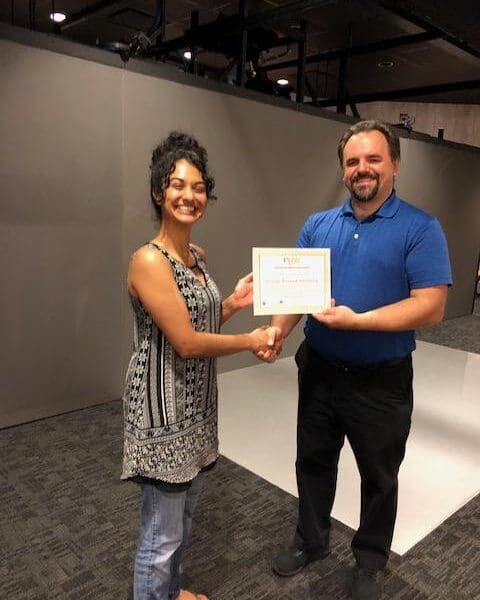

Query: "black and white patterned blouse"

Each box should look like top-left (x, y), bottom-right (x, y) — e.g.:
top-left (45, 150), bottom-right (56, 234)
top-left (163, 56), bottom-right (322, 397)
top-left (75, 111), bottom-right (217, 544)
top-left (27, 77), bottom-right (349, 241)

top-left (122, 242), bottom-right (221, 484)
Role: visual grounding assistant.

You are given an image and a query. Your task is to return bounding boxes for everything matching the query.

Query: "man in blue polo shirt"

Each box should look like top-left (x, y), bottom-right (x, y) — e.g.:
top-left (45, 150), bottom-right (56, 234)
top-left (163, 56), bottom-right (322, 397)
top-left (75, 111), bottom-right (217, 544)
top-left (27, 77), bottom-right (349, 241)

top-left (261, 120), bottom-right (452, 600)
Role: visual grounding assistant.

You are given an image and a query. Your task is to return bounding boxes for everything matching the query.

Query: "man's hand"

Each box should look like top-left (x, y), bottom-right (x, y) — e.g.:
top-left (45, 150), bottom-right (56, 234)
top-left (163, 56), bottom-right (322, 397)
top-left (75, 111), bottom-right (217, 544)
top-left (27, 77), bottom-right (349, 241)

top-left (312, 299), bottom-right (360, 330)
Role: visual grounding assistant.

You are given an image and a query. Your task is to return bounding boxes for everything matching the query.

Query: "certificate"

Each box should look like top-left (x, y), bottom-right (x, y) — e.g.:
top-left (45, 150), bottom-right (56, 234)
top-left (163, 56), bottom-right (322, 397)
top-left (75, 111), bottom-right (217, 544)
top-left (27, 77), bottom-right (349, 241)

top-left (253, 248), bottom-right (331, 316)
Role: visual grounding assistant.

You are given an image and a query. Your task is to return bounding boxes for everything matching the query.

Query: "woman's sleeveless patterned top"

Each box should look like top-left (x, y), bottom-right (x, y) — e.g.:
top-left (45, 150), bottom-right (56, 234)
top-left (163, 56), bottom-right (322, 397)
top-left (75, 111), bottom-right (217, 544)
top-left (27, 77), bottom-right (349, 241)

top-left (122, 243), bottom-right (221, 483)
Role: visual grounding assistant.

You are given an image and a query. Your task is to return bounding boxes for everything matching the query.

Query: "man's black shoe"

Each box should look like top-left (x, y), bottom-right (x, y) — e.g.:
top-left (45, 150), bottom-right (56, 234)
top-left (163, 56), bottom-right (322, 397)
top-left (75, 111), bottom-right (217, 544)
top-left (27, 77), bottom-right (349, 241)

top-left (350, 566), bottom-right (385, 600)
top-left (272, 546), bottom-right (330, 577)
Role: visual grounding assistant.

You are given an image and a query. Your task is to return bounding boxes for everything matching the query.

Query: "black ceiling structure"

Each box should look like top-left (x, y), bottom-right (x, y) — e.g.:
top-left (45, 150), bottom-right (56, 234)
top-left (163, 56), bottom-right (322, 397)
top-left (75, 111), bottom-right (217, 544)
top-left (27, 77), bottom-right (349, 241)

top-left (3, 0), bottom-right (480, 117)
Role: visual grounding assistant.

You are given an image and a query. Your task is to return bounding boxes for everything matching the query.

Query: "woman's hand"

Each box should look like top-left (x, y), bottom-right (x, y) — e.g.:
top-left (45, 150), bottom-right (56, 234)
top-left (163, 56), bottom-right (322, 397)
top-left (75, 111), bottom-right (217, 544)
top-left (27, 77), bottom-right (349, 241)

top-left (232, 272), bottom-right (254, 309)
top-left (255, 329), bottom-right (283, 363)
top-left (221, 273), bottom-right (254, 325)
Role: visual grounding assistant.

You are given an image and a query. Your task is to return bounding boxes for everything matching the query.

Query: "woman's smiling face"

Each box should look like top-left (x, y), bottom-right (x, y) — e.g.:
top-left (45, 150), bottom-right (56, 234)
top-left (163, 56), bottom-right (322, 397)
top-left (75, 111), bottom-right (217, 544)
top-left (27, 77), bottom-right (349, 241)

top-left (159, 159), bottom-right (208, 225)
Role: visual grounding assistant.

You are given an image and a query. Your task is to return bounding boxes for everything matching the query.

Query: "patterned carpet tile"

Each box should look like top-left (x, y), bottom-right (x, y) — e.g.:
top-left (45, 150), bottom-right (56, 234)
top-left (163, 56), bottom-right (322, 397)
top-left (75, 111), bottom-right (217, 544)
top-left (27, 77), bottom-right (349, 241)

top-left (1, 401), bottom-right (479, 600)
top-left (416, 312), bottom-right (480, 355)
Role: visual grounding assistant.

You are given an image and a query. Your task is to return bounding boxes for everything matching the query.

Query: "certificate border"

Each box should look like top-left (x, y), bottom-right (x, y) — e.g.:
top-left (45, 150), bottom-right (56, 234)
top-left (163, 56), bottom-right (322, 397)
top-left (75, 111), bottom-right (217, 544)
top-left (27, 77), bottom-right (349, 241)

top-left (252, 247), bottom-right (331, 316)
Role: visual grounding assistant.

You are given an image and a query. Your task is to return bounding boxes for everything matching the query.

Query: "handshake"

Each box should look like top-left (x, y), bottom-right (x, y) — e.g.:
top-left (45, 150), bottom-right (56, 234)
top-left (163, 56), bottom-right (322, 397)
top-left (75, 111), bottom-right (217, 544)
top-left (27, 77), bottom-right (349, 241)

top-left (248, 325), bottom-right (283, 363)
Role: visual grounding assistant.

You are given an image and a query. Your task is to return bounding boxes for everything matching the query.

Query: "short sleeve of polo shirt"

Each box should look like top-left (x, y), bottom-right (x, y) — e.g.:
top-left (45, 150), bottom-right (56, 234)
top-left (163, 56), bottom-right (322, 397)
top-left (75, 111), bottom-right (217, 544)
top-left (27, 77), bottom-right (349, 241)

top-left (405, 217), bottom-right (452, 289)
top-left (296, 214), bottom-right (316, 248)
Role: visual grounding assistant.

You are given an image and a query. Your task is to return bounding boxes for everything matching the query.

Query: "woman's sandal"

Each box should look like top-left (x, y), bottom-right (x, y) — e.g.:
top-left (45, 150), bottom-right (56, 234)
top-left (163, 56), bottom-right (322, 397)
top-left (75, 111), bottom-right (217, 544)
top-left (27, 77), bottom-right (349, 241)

top-left (177, 590), bottom-right (209, 600)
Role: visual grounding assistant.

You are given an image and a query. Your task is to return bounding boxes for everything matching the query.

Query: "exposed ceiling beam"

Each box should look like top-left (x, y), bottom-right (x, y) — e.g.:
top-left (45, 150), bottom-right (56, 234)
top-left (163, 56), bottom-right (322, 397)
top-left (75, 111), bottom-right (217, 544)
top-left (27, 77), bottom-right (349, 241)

top-left (260, 30), bottom-right (439, 72)
top-left (336, 52), bottom-right (347, 113)
top-left (304, 73), bottom-right (317, 103)
top-left (148, 0), bottom-right (338, 56)
top-left (378, 0), bottom-right (480, 60)
top-left (236, 0), bottom-right (248, 87)
top-left (60, 0), bottom-right (128, 32)
top-left (240, 0), bottom-right (339, 29)
top-left (315, 79), bottom-right (480, 106)
top-left (265, 36), bottom-right (299, 49)
top-left (296, 19), bottom-right (307, 103)
top-left (349, 101), bottom-right (360, 118)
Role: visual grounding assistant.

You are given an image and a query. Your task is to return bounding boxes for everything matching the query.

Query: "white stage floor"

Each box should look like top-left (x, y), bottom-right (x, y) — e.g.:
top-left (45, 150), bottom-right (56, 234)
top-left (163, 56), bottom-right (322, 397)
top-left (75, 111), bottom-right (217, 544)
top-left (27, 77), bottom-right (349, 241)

top-left (218, 341), bottom-right (480, 555)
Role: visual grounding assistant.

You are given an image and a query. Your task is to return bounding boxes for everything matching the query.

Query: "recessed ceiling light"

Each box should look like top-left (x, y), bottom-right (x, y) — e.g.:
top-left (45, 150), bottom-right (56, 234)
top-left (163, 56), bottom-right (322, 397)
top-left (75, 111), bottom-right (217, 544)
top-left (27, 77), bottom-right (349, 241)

top-left (377, 60), bottom-right (394, 68)
top-left (277, 78), bottom-right (289, 86)
top-left (183, 51), bottom-right (192, 60)
top-left (49, 12), bottom-right (66, 23)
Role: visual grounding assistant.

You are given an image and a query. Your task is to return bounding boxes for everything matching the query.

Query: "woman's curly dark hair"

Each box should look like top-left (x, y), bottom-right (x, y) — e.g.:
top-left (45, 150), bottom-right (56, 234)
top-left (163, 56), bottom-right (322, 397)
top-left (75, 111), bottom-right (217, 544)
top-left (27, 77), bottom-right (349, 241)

top-left (150, 132), bottom-right (216, 220)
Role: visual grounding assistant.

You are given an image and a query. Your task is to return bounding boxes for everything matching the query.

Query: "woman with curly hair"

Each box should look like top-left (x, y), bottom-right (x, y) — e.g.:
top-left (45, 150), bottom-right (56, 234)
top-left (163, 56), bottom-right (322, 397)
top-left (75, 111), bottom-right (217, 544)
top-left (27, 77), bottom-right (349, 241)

top-left (122, 132), bottom-right (277, 600)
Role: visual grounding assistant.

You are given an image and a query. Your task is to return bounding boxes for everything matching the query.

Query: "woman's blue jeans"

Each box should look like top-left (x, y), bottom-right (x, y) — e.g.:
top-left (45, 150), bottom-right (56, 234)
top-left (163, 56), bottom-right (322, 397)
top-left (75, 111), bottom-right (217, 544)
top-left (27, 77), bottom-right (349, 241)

top-left (133, 473), bottom-right (204, 600)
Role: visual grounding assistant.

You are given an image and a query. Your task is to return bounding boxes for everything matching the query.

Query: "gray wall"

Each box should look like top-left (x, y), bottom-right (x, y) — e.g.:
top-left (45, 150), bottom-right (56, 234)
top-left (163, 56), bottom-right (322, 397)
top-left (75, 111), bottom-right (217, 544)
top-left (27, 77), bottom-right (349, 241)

top-left (1, 29), bottom-right (479, 428)
top-left (1, 37), bottom-right (124, 427)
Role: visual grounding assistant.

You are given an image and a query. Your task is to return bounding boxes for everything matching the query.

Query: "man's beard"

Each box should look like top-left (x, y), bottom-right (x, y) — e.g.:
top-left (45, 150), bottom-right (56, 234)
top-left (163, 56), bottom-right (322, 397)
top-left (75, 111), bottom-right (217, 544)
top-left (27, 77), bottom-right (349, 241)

top-left (350, 173), bottom-right (379, 203)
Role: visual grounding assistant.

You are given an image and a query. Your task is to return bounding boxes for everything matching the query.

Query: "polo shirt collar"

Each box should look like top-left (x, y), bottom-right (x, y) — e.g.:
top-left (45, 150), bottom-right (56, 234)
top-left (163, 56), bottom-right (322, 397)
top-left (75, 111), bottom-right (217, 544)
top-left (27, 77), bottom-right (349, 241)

top-left (341, 189), bottom-right (400, 219)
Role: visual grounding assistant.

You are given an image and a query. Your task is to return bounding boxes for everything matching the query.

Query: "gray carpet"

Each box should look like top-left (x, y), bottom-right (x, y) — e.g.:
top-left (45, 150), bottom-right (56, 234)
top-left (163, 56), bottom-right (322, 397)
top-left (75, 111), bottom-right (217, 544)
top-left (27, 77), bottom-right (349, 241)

top-left (416, 298), bottom-right (480, 354)
top-left (1, 400), bottom-right (479, 600)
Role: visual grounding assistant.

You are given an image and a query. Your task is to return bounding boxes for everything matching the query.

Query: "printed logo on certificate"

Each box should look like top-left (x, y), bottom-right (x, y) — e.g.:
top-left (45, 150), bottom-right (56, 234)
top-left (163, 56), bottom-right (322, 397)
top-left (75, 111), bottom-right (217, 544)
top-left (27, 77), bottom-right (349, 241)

top-left (252, 248), bottom-right (331, 316)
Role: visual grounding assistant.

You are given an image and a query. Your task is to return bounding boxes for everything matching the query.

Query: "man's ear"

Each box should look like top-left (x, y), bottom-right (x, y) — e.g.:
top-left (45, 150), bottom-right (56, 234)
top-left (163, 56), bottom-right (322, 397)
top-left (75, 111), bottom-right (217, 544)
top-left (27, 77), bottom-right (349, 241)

top-left (392, 159), bottom-right (400, 178)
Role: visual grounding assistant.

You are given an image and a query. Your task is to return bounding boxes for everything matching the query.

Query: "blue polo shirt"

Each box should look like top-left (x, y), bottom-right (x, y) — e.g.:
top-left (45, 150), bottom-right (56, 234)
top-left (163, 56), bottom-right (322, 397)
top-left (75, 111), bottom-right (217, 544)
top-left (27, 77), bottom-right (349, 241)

top-left (297, 191), bottom-right (452, 366)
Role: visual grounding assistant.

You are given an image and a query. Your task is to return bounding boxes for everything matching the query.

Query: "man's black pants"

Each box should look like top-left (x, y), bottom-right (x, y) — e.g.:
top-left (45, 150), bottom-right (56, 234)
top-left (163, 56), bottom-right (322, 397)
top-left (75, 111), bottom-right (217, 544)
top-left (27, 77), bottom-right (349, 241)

top-left (294, 341), bottom-right (413, 570)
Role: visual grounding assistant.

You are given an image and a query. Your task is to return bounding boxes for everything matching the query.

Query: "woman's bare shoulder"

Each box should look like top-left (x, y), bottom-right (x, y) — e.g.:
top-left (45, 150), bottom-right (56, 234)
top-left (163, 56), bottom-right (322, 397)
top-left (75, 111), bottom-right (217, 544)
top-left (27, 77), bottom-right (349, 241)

top-left (129, 244), bottom-right (170, 273)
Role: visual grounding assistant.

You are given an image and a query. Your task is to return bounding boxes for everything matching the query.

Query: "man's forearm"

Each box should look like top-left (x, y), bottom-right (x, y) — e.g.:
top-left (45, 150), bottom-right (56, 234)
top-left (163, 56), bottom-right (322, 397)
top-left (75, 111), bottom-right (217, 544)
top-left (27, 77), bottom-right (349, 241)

top-left (271, 314), bottom-right (302, 339)
top-left (356, 289), bottom-right (447, 331)
top-left (313, 286), bottom-right (448, 332)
